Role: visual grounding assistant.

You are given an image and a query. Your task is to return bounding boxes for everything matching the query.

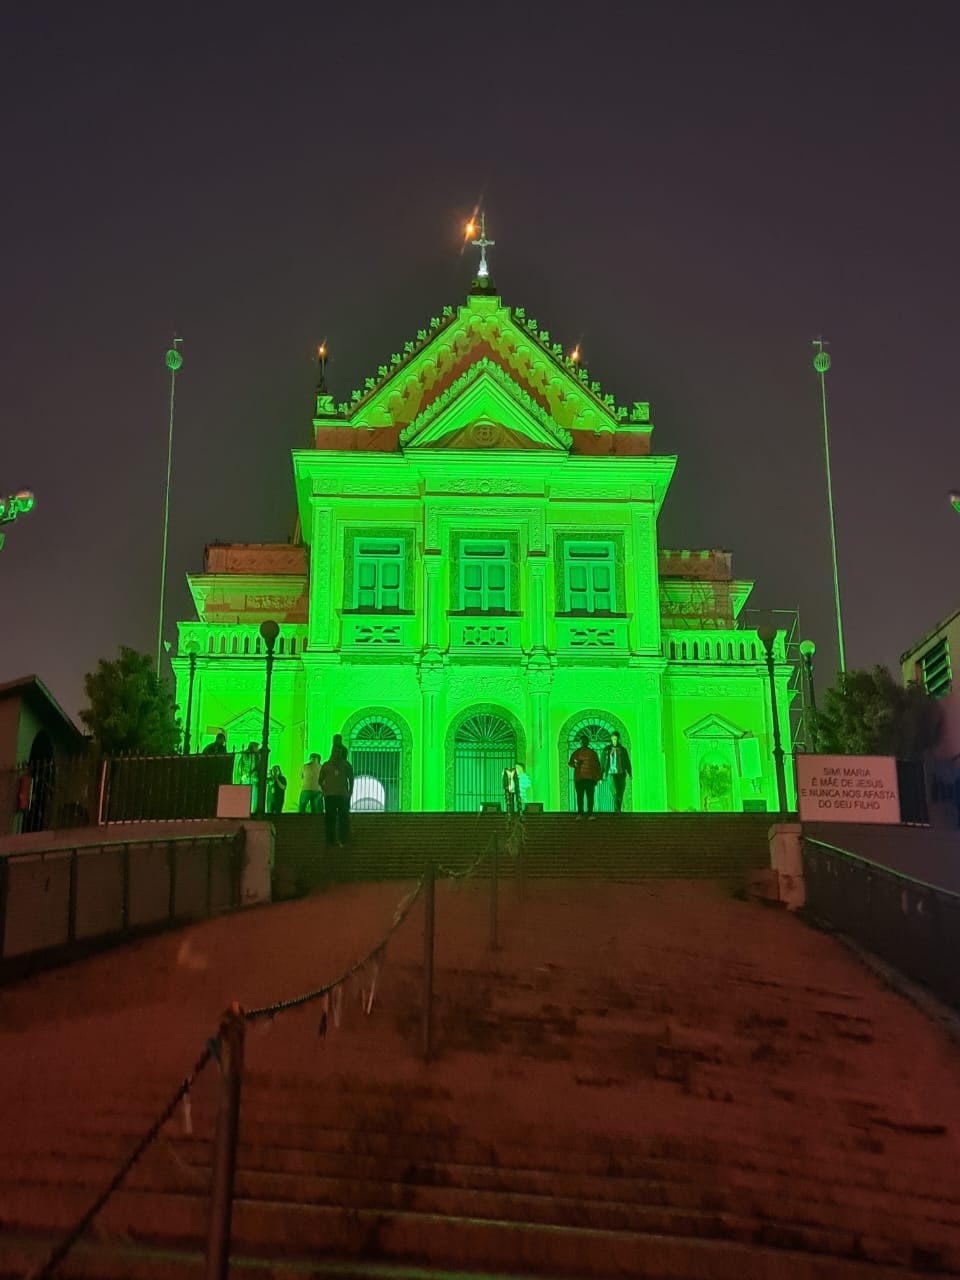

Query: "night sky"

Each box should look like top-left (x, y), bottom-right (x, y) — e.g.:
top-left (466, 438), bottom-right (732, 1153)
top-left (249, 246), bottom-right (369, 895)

top-left (3, 2), bottom-right (958, 719)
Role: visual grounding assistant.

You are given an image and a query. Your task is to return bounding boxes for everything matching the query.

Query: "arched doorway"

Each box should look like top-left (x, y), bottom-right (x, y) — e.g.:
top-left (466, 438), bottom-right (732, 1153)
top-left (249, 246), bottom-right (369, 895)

top-left (346, 713), bottom-right (404, 812)
top-left (562, 714), bottom-right (629, 814)
top-left (453, 711), bottom-right (518, 812)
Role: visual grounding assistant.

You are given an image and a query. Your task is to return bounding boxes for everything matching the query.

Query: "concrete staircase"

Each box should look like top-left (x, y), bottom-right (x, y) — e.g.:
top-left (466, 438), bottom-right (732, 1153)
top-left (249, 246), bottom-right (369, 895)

top-left (273, 811), bottom-right (774, 896)
top-left (4, 1076), bottom-right (960, 1279)
top-left (3, 878), bottom-right (958, 1280)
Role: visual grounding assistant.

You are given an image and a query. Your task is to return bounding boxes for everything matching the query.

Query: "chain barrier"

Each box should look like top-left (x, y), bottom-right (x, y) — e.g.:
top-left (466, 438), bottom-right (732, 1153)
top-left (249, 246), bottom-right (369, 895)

top-left (244, 875), bottom-right (425, 1023)
top-left (26, 1042), bottom-right (215, 1280)
top-left (436, 808), bottom-right (526, 885)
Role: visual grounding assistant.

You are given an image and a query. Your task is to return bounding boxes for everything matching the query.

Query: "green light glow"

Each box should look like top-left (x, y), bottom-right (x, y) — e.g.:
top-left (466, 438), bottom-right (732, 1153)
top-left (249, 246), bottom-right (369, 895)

top-left (173, 291), bottom-right (796, 813)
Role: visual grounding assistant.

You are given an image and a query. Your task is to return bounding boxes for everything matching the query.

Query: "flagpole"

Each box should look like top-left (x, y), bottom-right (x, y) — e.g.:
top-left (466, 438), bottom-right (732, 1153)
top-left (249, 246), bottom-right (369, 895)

top-left (157, 337), bottom-right (183, 674)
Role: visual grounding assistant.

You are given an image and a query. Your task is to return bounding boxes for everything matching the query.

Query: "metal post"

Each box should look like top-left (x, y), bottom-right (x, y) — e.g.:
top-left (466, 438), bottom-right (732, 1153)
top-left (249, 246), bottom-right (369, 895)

top-left (183, 651), bottom-right (197, 755)
top-left (157, 339), bottom-right (183, 675)
top-left (489, 832), bottom-right (499, 952)
top-left (421, 864), bottom-right (435, 1062)
top-left (257, 622), bottom-right (279, 818)
top-left (205, 1002), bottom-right (245, 1280)
top-left (812, 340), bottom-right (846, 674)
top-left (759, 627), bottom-right (788, 813)
top-left (800, 639), bottom-right (818, 751)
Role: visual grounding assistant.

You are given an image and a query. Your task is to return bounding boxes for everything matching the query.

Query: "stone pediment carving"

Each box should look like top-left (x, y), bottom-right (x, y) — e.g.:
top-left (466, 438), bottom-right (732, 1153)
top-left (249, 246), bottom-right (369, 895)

top-left (684, 714), bottom-right (746, 740)
top-left (400, 364), bottom-right (571, 452)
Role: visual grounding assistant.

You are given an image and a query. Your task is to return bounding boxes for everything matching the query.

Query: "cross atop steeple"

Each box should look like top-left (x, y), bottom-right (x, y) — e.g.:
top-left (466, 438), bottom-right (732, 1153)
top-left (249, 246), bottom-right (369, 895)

top-left (466, 211), bottom-right (495, 280)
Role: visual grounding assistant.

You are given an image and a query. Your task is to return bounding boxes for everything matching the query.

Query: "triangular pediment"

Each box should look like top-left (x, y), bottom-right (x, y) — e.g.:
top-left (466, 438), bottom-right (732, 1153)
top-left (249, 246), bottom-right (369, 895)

top-left (317, 294), bottom-right (652, 440)
top-left (400, 362), bottom-right (570, 452)
top-left (684, 714), bottom-right (746, 741)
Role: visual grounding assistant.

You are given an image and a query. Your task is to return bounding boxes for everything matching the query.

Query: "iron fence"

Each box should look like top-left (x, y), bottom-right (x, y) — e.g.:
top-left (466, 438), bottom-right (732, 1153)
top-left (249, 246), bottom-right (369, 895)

top-left (1, 752), bottom-right (238, 833)
top-left (802, 836), bottom-right (960, 1008)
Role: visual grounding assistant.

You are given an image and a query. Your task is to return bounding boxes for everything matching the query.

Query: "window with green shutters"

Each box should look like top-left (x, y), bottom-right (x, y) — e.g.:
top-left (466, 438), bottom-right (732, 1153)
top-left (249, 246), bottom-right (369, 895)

top-left (354, 539), bottom-right (403, 611)
top-left (460, 540), bottom-right (509, 612)
top-left (564, 542), bottom-right (615, 613)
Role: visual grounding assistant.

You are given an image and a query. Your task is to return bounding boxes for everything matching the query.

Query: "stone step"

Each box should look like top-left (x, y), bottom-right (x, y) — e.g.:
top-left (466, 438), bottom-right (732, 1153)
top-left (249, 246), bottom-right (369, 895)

top-left (1, 1183), bottom-right (956, 1280)
top-left (3, 1148), bottom-right (959, 1271)
top-left (9, 1115), bottom-right (960, 1243)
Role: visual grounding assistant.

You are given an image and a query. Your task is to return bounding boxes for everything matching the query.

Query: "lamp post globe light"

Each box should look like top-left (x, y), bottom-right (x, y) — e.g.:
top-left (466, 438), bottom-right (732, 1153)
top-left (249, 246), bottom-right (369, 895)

top-left (949, 493), bottom-right (960, 515)
top-left (257, 621), bottom-right (280, 818)
top-left (798, 638), bottom-right (818, 751)
top-left (758, 624), bottom-right (789, 814)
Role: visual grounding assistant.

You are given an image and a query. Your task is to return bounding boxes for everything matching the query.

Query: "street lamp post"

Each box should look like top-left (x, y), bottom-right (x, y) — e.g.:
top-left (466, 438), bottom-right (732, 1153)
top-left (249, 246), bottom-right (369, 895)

top-left (257, 621), bottom-right (280, 818)
top-left (758, 624), bottom-right (789, 814)
top-left (182, 644), bottom-right (200, 755)
top-left (813, 340), bottom-right (846, 674)
top-left (799, 638), bottom-right (817, 751)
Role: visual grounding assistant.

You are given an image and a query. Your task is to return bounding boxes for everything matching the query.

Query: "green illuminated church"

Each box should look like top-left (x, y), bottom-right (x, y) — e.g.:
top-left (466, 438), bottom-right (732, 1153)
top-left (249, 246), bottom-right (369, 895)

top-left (174, 264), bottom-right (796, 814)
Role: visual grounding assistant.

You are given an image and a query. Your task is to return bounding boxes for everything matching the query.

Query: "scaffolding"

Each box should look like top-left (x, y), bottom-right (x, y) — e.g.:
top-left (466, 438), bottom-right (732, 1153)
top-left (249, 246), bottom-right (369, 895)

top-left (740, 606), bottom-right (812, 754)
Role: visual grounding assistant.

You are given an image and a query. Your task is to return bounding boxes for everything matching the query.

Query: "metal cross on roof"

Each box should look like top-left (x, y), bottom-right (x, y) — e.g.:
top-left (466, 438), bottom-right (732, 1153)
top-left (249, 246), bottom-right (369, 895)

top-left (469, 211), bottom-right (495, 279)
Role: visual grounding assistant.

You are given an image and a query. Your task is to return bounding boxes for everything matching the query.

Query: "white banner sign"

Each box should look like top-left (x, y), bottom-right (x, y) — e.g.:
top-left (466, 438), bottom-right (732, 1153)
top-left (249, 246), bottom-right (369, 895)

top-left (796, 755), bottom-right (900, 824)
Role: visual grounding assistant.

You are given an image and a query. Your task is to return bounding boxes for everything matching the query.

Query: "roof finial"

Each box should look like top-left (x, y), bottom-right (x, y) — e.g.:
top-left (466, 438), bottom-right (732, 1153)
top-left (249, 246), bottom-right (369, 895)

top-left (466, 211), bottom-right (495, 280)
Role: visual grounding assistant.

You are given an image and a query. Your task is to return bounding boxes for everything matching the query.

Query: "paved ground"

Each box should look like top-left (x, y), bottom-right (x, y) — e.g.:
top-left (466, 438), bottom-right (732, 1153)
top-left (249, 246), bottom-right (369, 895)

top-left (2, 875), bottom-right (960, 1274)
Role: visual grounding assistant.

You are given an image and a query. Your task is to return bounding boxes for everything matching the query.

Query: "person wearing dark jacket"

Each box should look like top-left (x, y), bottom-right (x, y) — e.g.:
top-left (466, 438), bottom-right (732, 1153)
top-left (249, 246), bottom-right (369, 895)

top-left (320, 744), bottom-right (354, 847)
top-left (267, 765), bottom-right (287, 814)
top-left (601, 731), bottom-right (632, 813)
top-left (568, 733), bottom-right (602, 819)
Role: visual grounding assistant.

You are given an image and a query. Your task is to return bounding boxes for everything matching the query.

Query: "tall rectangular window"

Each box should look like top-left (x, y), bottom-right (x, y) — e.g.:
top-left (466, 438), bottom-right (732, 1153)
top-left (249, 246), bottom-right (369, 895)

top-left (564, 542), bottom-right (614, 613)
top-left (460, 541), bottom-right (509, 612)
top-left (353, 539), bottom-right (403, 611)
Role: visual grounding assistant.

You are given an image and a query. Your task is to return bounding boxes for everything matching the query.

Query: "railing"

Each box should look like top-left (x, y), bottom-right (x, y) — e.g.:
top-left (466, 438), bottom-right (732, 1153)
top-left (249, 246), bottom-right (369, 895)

top-left (0, 830), bottom-right (245, 974)
top-left (23, 812), bottom-right (526, 1278)
top-left (177, 622), bottom-right (307, 659)
top-left (662, 628), bottom-right (784, 663)
top-left (803, 836), bottom-right (960, 1007)
top-left (1, 753), bottom-right (238, 833)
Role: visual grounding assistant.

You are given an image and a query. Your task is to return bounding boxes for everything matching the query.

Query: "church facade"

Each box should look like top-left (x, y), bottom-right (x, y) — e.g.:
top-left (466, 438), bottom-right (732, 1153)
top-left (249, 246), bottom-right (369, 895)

top-left (174, 280), bottom-right (796, 813)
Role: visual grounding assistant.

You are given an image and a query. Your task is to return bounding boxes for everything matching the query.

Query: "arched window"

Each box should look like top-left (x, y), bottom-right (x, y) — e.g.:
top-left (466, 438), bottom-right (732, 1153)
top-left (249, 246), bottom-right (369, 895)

top-left (739, 642), bottom-right (745, 660)
top-left (704, 642), bottom-right (711, 660)
top-left (454, 713), bottom-right (517, 812)
top-left (243, 636), bottom-right (250, 655)
top-left (349, 715), bottom-right (403, 812)
top-left (692, 642), bottom-right (699, 660)
top-left (669, 641), bottom-right (676, 659)
top-left (231, 636), bottom-right (238, 654)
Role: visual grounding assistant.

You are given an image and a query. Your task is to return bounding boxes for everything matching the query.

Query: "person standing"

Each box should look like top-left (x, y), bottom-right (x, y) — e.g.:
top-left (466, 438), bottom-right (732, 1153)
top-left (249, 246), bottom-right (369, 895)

top-left (568, 732), bottom-right (602, 819)
top-left (601, 731), bottom-right (633, 813)
top-left (267, 765), bottom-right (287, 814)
top-left (320, 744), bottom-right (354, 847)
top-left (202, 731), bottom-right (227, 755)
top-left (502, 764), bottom-right (519, 814)
top-left (298, 753), bottom-right (323, 814)
top-left (239, 741), bottom-right (260, 814)
top-left (516, 763), bottom-right (532, 814)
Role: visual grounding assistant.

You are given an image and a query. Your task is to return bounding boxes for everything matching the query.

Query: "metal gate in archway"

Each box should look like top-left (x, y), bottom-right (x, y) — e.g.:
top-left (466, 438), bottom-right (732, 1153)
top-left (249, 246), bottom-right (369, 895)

top-left (454, 713), bottom-right (517, 812)
top-left (349, 716), bottom-right (402, 811)
top-left (565, 717), bottom-right (619, 814)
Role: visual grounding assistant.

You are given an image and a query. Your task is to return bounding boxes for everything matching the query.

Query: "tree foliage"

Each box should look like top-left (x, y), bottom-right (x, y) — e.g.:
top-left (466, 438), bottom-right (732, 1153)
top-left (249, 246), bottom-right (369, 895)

top-left (79, 646), bottom-right (181, 755)
top-left (813, 665), bottom-right (943, 759)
